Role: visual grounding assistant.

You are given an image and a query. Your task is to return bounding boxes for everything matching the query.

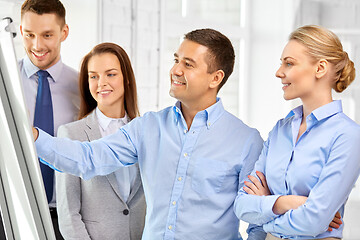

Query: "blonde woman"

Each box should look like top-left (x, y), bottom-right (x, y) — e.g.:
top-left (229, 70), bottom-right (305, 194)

top-left (235, 25), bottom-right (360, 239)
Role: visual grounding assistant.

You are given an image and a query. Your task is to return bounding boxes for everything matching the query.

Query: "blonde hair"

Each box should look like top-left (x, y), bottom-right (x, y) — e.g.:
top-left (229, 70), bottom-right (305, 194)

top-left (290, 25), bottom-right (355, 93)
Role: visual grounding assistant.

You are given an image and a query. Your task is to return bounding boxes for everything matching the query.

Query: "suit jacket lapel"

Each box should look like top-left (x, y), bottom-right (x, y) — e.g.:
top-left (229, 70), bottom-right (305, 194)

top-left (127, 164), bottom-right (142, 203)
top-left (84, 111), bottom-right (101, 141)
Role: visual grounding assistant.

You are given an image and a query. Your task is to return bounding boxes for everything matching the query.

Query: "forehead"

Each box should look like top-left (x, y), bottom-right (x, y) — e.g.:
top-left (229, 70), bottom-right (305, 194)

top-left (21, 11), bottom-right (62, 31)
top-left (281, 40), bottom-right (309, 60)
top-left (88, 53), bottom-right (121, 70)
top-left (176, 40), bottom-right (209, 61)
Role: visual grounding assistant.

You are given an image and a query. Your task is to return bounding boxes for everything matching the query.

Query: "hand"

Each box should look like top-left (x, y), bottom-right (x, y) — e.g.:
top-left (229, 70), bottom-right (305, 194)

top-left (32, 127), bottom-right (39, 141)
top-left (243, 171), bottom-right (271, 196)
top-left (327, 211), bottom-right (342, 232)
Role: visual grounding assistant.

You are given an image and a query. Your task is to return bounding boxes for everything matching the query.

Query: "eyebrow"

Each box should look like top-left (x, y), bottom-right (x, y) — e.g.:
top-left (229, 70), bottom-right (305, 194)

top-left (88, 68), bottom-right (118, 74)
top-left (22, 28), bottom-right (54, 34)
top-left (281, 57), bottom-right (296, 61)
top-left (174, 53), bottom-right (196, 64)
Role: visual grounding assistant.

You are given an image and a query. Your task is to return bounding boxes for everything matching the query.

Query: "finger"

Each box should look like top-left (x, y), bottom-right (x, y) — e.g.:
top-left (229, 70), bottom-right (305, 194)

top-left (335, 211), bottom-right (341, 219)
top-left (244, 180), bottom-right (259, 194)
top-left (329, 221), bottom-right (340, 229)
top-left (327, 227), bottom-right (332, 232)
top-left (243, 186), bottom-right (256, 195)
top-left (331, 217), bottom-right (342, 225)
top-left (248, 175), bottom-right (262, 189)
top-left (256, 171), bottom-right (267, 187)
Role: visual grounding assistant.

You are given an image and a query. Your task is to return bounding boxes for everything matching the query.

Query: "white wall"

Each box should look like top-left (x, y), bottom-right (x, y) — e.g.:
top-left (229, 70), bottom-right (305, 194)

top-left (61, 0), bottom-right (98, 70)
top-left (248, 0), bottom-right (300, 137)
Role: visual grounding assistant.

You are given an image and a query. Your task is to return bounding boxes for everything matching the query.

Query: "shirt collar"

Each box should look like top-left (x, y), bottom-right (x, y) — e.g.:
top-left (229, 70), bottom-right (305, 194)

top-left (23, 55), bottom-right (64, 83)
top-left (285, 100), bottom-right (343, 122)
top-left (95, 107), bottom-right (129, 131)
top-left (172, 98), bottom-right (225, 129)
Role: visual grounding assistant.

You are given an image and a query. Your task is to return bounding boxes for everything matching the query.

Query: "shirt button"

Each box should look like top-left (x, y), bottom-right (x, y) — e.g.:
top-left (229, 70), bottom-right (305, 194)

top-left (123, 209), bottom-right (129, 215)
top-left (192, 130), bottom-right (195, 134)
top-left (184, 129), bottom-right (187, 133)
top-left (308, 117), bottom-right (312, 121)
top-left (184, 153), bottom-right (188, 157)
top-left (168, 225), bottom-right (172, 230)
top-left (178, 177), bottom-right (182, 181)
top-left (208, 122), bottom-right (211, 126)
top-left (172, 201), bottom-right (176, 205)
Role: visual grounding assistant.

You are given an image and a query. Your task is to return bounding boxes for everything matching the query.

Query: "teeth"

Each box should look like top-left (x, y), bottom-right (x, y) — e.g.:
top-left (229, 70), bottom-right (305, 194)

top-left (283, 83), bottom-right (290, 87)
top-left (173, 80), bottom-right (185, 85)
top-left (99, 90), bottom-right (111, 94)
top-left (33, 52), bottom-right (46, 57)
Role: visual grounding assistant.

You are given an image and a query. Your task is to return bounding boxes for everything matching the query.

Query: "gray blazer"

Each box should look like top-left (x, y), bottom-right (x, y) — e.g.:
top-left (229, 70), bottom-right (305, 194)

top-left (56, 111), bottom-right (146, 240)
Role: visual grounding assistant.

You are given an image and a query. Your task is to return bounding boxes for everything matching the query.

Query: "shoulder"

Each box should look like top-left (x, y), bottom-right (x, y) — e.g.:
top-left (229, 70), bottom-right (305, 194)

top-left (222, 110), bottom-right (261, 137)
top-left (130, 106), bottom-right (173, 123)
top-left (57, 116), bottom-right (89, 138)
top-left (333, 113), bottom-right (360, 140)
top-left (61, 62), bottom-right (79, 81)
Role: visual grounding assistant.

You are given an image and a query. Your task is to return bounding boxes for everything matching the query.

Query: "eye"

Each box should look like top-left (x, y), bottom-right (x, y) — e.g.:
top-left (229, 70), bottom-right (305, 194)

top-left (286, 62), bottom-right (292, 67)
top-left (26, 33), bottom-right (34, 38)
top-left (44, 34), bottom-right (52, 38)
top-left (107, 73), bottom-right (116, 77)
top-left (89, 75), bottom-right (98, 80)
top-left (185, 62), bottom-right (193, 68)
top-left (173, 58), bottom-right (179, 64)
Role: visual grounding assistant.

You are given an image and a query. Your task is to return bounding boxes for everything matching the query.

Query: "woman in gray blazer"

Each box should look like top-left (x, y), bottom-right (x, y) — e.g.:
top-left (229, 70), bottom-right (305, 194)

top-left (56, 43), bottom-right (146, 240)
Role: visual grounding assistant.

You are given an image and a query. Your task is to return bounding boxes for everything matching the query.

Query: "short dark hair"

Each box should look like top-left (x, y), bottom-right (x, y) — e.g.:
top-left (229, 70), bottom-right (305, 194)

top-left (21, 0), bottom-right (66, 27)
top-left (78, 43), bottom-right (140, 120)
top-left (184, 28), bottom-right (235, 92)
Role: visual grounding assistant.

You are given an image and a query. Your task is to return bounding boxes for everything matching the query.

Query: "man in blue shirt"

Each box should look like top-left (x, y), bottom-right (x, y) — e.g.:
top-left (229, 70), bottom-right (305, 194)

top-left (33, 28), bottom-right (265, 239)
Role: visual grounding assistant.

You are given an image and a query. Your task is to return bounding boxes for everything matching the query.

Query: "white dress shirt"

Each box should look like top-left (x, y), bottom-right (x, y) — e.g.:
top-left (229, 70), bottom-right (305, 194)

top-left (95, 107), bottom-right (137, 202)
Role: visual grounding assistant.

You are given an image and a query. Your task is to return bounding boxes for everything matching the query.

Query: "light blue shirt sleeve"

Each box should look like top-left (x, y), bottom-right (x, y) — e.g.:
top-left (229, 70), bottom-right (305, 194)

top-left (35, 122), bottom-right (138, 180)
top-left (235, 132), bottom-right (267, 238)
top-left (234, 130), bottom-right (280, 225)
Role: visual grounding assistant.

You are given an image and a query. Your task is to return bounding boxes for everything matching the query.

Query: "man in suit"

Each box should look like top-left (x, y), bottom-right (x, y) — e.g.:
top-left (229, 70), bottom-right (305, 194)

top-left (19, 0), bottom-right (79, 238)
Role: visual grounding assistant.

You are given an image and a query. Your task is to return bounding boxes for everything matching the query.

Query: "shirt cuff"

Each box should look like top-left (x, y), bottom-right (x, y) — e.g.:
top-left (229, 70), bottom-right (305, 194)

top-left (35, 128), bottom-right (52, 159)
top-left (261, 194), bottom-right (281, 222)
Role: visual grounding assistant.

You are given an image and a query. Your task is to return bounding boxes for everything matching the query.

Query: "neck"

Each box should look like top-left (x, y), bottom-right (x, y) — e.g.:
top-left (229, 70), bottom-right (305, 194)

top-left (98, 104), bottom-right (125, 119)
top-left (180, 97), bottom-right (217, 129)
top-left (301, 91), bottom-right (332, 118)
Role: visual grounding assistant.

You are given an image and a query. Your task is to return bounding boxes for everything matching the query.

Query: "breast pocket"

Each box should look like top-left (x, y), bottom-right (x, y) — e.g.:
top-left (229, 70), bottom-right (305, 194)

top-left (191, 158), bottom-right (229, 196)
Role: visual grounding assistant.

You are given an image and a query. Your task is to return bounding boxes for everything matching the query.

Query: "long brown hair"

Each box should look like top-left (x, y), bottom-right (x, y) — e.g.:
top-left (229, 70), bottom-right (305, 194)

top-left (78, 42), bottom-right (139, 120)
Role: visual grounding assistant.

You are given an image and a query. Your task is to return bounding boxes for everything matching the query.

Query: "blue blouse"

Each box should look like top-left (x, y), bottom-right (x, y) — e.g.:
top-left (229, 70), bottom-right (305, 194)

top-left (234, 100), bottom-right (360, 239)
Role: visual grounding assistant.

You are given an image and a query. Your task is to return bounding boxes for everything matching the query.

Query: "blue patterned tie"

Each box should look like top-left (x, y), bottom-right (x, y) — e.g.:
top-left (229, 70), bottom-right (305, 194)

top-left (34, 70), bottom-right (54, 203)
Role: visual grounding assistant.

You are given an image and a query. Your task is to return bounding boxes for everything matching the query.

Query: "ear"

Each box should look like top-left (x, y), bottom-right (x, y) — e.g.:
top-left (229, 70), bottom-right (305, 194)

top-left (20, 25), bottom-right (23, 36)
top-left (209, 70), bottom-right (225, 89)
top-left (315, 59), bottom-right (328, 79)
top-left (60, 24), bottom-right (69, 42)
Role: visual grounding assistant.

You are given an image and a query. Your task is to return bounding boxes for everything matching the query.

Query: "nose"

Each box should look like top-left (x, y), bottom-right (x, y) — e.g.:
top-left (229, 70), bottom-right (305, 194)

top-left (170, 62), bottom-right (183, 77)
top-left (97, 75), bottom-right (108, 87)
top-left (275, 65), bottom-right (284, 78)
top-left (33, 36), bottom-right (44, 51)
